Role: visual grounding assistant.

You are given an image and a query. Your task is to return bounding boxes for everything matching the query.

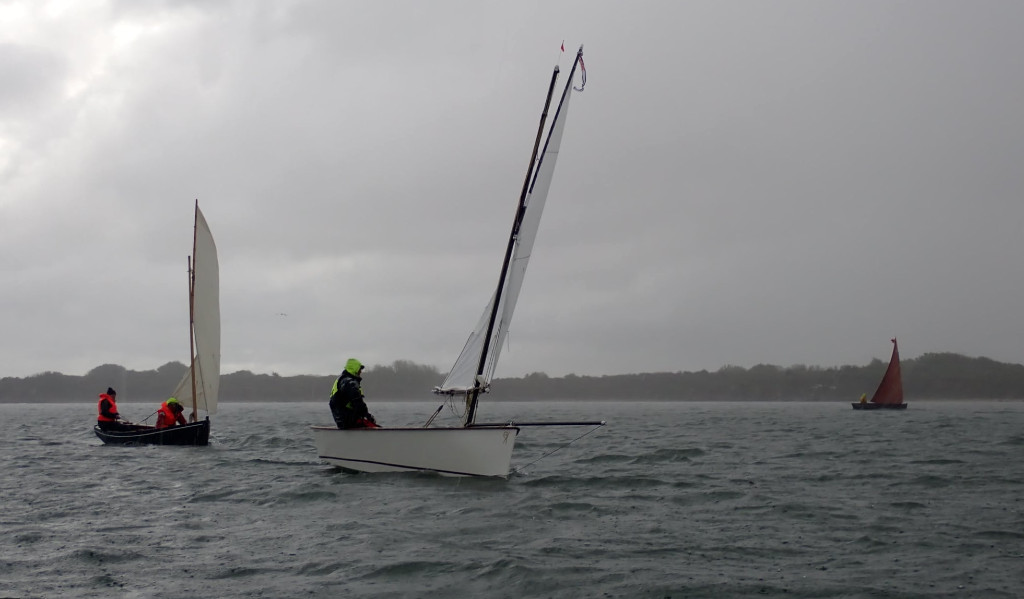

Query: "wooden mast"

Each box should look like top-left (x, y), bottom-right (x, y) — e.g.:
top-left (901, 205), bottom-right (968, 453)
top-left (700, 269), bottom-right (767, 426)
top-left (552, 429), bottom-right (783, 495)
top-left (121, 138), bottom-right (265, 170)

top-left (188, 200), bottom-right (199, 421)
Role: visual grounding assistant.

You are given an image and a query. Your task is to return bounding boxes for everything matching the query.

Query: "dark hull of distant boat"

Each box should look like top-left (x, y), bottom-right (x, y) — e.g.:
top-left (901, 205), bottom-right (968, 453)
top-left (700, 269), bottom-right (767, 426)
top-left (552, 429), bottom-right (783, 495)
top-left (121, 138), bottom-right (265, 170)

top-left (851, 402), bottom-right (908, 410)
top-left (94, 418), bottom-right (210, 446)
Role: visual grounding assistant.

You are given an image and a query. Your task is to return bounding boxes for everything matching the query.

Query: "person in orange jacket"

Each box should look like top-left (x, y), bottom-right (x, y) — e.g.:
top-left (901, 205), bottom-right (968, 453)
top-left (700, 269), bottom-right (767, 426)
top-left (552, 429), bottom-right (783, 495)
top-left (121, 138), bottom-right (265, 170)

top-left (96, 387), bottom-right (134, 431)
top-left (156, 397), bottom-right (188, 429)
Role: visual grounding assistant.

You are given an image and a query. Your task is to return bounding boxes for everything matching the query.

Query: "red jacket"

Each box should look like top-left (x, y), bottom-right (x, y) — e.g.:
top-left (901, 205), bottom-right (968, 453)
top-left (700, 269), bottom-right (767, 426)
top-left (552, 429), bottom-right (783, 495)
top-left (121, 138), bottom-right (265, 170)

top-left (156, 402), bottom-right (187, 429)
top-left (97, 394), bottom-right (120, 422)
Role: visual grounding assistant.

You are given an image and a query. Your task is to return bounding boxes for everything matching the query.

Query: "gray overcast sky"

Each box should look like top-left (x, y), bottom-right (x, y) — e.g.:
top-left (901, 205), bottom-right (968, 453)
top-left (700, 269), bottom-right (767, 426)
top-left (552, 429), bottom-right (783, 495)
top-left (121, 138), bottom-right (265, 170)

top-left (2, 1), bottom-right (1023, 380)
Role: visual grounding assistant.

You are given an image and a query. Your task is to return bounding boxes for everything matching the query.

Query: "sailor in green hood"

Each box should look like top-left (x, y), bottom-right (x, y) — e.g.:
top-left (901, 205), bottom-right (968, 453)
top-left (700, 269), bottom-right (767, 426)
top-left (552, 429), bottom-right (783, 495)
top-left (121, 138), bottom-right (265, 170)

top-left (329, 358), bottom-right (379, 429)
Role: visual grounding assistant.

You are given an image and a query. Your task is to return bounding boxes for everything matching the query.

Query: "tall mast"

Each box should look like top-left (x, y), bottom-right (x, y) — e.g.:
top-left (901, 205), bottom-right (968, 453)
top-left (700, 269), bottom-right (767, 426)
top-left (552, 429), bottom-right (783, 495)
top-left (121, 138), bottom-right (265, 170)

top-left (464, 66), bottom-right (562, 427)
top-left (188, 200), bottom-right (199, 421)
top-left (530, 47), bottom-right (584, 194)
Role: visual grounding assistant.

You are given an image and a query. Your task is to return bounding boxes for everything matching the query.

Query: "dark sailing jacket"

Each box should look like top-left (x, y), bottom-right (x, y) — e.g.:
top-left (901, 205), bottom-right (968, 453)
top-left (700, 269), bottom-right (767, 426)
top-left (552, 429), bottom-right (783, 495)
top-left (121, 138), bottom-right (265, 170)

top-left (329, 369), bottom-right (373, 428)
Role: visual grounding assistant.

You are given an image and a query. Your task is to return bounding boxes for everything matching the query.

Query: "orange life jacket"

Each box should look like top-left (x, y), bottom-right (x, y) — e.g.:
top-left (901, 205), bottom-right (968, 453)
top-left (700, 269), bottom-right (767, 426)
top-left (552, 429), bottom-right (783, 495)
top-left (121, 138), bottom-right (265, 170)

top-left (97, 394), bottom-right (119, 422)
top-left (156, 402), bottom-right (185, 429)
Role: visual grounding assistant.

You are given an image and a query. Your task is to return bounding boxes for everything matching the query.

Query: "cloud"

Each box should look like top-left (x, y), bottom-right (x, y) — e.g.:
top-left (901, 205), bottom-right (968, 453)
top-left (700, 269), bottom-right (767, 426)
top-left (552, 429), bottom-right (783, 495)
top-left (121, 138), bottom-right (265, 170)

top-left (3, 1), bottom-right (1024, 384)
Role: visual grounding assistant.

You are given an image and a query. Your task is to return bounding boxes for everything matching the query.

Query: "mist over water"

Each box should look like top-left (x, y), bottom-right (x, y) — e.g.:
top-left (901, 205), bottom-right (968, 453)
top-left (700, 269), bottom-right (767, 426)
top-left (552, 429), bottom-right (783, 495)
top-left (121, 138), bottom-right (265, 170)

top-left (2, 401), bottom-right (1021, 598)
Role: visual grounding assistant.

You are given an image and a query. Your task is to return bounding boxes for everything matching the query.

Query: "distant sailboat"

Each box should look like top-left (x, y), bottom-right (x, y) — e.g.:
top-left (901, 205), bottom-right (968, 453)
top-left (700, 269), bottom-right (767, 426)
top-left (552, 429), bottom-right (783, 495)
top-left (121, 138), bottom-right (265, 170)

top-left (95, 202), bottom-right (219, 445)
top-left (311, 45), bottom-right (603, 477)
top-left (852, 338), bottom-right (906, 410)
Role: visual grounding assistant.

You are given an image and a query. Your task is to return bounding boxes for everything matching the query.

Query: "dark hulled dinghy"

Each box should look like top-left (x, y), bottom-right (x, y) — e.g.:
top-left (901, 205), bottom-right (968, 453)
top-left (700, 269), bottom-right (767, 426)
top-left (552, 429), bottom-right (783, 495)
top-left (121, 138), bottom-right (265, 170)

top-left (94, 419), bottom-right (211, 446)
top-left (95, 202), bottom-right (221, 446)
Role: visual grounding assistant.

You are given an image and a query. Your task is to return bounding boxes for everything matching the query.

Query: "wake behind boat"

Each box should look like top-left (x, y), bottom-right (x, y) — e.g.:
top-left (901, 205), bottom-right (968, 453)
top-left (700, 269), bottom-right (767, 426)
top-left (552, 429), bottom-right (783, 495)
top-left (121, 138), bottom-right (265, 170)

top-left (852, 338), bottom-right (906, 410)
top-left (95, 202), bottom-right (221, 446)
top-left (312, 46), bottom-right (603, 477)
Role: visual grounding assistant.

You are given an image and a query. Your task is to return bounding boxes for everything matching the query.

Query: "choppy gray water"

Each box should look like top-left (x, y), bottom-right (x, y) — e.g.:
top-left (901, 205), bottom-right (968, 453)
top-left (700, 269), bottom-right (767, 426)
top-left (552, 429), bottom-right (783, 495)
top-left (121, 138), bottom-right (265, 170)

top-left (2, 400), bottom-right (1022, 598)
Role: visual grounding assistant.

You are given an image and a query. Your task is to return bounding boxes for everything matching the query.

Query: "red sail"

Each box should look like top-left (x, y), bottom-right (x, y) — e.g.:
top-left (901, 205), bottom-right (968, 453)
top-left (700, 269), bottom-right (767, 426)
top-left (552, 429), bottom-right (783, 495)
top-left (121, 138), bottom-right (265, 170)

top-left (869, 338), bottom-right (904, 405)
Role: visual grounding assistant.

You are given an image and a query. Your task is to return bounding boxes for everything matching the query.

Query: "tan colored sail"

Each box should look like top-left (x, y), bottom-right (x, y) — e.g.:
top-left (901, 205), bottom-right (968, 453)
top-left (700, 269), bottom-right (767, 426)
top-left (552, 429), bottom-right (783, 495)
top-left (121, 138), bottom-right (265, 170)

top-left (172, 204), bottom-right (221, 415)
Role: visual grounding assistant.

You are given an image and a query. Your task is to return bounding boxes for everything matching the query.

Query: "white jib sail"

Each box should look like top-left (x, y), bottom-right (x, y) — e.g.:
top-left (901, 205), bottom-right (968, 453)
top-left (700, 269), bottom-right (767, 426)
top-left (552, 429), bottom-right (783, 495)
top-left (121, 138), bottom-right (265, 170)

top-left (437, 81), bottom-right (574, 393)
top-left (172, 206), bottom-right (221, 415)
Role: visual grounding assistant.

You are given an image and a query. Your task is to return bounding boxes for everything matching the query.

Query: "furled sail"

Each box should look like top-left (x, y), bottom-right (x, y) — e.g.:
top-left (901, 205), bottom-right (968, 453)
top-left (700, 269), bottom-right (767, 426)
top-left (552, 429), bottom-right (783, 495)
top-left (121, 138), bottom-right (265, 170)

top-left (869, 338), bottom-right (903, 405)
top-left (437, 51), bottom-right (580, 395)
top-left (172, 206), bottom-right (221, 415)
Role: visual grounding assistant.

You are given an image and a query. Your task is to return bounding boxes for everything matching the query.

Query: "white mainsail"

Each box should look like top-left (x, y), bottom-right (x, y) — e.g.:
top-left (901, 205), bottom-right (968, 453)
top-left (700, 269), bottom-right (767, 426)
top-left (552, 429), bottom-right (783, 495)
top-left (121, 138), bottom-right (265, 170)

top-left (171, 206), bottom-right (221, 415)
top-left (490, 85), bottom-right (573, 376)
top-left (437, 58), bottom-right (577, 394)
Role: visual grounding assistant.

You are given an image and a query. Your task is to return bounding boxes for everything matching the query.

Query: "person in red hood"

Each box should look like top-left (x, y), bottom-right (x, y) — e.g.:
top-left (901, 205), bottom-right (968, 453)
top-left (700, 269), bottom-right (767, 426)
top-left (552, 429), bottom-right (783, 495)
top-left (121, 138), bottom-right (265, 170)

top-left (156, 397), bottom-right (188, 429)
top-left (96, 387), bottom-right (135, 431)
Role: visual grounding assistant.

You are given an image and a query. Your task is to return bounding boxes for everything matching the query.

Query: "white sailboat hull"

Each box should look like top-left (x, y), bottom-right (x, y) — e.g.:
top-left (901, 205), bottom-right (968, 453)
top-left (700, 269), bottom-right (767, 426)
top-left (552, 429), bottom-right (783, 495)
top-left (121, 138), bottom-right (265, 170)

top-left (311, 426), bottom-right (520, 477)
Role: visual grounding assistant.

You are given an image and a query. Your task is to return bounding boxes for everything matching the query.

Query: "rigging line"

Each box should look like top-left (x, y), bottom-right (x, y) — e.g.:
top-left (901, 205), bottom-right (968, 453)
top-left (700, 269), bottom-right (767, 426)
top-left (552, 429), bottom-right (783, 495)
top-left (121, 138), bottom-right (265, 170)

top-left (574, 55), bottom-right (586, 92)
top-left (446, 394), bottom-right (466, 421)
top-left (510, 423), bottom-right (606, 475)
top-left (423, 404), bottom-right (444, 428)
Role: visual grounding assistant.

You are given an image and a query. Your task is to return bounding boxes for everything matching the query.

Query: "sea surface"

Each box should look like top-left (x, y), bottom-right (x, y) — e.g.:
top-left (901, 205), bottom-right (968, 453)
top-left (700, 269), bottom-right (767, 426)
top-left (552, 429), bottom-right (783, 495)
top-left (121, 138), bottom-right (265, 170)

top-left (2, 400), bottom-right (1022, 598)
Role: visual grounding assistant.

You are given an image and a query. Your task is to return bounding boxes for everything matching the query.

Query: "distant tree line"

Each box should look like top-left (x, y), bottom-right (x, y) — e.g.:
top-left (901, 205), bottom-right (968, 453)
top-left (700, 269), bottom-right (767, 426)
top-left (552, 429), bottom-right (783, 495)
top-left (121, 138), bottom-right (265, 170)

top-left (3, 353), bottom-right (1024, 404)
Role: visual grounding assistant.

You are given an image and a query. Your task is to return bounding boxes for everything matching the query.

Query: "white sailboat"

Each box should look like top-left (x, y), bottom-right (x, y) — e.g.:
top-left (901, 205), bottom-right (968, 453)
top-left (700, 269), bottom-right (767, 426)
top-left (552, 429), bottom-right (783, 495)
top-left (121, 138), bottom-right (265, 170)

top-left (312, 46), bottom-right (602, 477)
top-left (95, 201), bottom-right (219, 446)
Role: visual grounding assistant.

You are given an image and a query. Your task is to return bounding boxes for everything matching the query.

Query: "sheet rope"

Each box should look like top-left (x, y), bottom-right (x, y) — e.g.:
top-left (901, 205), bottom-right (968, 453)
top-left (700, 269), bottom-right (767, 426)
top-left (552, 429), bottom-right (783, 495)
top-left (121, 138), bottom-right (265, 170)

top-left (510, 422), bottom-right (605, 475)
